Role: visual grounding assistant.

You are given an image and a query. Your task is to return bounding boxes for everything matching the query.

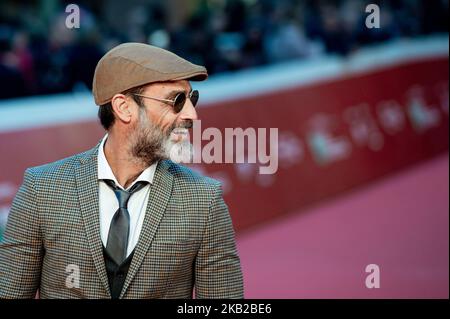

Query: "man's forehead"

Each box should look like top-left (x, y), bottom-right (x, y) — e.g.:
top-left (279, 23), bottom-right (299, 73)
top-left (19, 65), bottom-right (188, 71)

top-left (145, 80), bottom-right (192, 93)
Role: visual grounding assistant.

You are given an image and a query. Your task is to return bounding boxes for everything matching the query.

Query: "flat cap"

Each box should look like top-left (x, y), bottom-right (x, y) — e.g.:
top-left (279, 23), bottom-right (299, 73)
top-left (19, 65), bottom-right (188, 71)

top-left (92, 43), bottom-right (208, 105)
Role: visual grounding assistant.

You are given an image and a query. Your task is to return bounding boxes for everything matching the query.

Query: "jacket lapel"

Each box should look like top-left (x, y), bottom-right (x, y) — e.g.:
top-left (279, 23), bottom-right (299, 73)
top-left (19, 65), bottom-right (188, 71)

top-left (120, 160), bottom-right (174, 298)
top-left (74, 144), bottom-right (111, 298)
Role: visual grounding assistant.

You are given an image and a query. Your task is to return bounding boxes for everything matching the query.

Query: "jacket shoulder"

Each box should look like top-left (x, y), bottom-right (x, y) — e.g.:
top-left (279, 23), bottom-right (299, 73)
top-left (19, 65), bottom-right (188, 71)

top-left (26, 147), bottom-right (96, 179)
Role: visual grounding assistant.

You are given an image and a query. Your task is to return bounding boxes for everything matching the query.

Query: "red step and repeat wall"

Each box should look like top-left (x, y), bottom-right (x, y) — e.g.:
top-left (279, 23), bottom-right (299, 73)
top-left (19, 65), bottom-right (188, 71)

top-left (0, 53), bottom-right (448, 235)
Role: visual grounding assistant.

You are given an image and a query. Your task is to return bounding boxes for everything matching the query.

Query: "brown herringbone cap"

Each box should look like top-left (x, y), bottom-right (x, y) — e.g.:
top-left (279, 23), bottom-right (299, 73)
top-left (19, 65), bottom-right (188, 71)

top-left (92, 43), bottom-right (208, 105)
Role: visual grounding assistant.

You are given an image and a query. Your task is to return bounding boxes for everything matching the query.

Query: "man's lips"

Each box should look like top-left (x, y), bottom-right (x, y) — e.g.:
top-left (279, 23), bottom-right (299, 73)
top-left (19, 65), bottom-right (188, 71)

top-left (170, 128), bottom-right (190, 143)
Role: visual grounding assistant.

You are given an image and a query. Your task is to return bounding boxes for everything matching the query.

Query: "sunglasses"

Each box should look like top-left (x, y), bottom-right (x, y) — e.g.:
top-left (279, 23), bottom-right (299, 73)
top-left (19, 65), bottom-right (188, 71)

top-left (133, 90), bottom-right (199, 113)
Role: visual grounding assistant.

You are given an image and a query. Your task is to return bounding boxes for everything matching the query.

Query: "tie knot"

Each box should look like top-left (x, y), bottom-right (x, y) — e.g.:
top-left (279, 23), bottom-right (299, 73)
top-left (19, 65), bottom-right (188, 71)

top-left (103, 180), bottom-right (148, 209)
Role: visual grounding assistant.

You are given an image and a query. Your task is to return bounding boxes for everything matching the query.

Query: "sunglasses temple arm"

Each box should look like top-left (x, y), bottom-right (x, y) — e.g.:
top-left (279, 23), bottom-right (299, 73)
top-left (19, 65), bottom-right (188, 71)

top-left (133, 94), bottom-right (175, 104)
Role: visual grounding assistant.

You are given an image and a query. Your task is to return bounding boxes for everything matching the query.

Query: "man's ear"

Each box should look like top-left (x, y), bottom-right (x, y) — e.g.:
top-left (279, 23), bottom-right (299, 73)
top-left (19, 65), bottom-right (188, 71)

top-left (111, 94), bottom-right (133, 124)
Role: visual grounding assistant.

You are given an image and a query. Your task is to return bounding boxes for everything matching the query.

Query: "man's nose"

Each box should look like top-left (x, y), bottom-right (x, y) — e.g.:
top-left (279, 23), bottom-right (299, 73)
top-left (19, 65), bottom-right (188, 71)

top-left (179, 98), bottom-right (198, 121)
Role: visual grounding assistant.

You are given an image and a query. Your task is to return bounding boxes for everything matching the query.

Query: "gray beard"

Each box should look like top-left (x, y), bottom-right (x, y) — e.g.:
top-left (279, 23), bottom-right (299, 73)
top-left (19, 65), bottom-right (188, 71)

top-left (128, 110), bottom-right (193, 167)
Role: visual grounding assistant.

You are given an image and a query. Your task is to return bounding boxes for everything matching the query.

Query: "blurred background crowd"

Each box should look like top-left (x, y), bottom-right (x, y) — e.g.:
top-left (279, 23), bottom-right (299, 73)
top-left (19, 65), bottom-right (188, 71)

top-left (0, 0), bottom-right (448, 99)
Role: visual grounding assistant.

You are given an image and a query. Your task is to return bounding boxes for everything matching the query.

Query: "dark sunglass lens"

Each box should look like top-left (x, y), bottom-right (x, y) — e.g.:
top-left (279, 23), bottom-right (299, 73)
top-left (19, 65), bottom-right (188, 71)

top-left (190, 90), bottom-right (199, 107)
top-left (174, 93), bottom-right (186, 113)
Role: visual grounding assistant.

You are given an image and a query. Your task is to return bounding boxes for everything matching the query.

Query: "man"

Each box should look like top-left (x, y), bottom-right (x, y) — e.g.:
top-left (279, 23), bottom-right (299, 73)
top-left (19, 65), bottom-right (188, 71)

top-left (0, 43), bottom-right (244, 299)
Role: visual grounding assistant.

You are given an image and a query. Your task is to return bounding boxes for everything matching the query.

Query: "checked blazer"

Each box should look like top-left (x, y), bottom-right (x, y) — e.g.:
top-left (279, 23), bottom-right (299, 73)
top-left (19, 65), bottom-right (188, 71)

top-left (0, 142), bottom-right (243, 299)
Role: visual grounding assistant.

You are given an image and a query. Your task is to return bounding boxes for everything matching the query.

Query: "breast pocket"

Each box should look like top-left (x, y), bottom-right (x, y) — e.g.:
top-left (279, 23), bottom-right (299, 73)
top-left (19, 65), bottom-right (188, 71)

top-left (150, 240), bottom-right (200, 261)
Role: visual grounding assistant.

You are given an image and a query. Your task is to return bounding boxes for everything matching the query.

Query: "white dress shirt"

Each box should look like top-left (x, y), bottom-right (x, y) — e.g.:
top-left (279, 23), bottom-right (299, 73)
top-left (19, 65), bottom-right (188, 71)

top-left (98, 135), bottom-right (157, 257)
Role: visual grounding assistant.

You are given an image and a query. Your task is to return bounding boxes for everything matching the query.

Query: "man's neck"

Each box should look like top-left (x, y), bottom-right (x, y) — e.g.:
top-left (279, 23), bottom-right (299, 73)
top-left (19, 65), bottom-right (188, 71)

top-left (103, 133), bottom-right (147, 189)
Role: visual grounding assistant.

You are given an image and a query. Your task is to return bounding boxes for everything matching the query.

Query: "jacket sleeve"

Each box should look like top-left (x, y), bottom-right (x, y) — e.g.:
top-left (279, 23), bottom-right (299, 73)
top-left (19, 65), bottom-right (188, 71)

top-left (0, 168), bottom-right (43, 298)
top-left (194, 184), bottom-right (244, 298)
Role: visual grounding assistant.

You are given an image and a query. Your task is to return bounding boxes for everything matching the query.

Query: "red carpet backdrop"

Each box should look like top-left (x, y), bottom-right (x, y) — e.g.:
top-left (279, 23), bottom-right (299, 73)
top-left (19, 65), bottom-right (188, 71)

top-left (0, 37), bottom-right (448, 233)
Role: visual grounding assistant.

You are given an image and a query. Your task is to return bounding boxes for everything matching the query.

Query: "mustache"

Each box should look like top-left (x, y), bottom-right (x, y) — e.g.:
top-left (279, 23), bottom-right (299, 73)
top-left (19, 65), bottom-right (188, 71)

top-left (168, 120), bottom-right (193, 132)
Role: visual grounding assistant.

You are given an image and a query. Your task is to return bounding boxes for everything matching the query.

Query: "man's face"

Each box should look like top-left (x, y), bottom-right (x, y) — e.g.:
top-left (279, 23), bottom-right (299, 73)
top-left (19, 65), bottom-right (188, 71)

top-left (127, 80), bottom-right (198, 165)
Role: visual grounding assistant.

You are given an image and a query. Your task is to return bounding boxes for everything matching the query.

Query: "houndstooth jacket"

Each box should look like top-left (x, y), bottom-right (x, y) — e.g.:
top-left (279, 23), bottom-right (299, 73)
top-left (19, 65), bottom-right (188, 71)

top-left (0, 142), bottom-right (243, 299)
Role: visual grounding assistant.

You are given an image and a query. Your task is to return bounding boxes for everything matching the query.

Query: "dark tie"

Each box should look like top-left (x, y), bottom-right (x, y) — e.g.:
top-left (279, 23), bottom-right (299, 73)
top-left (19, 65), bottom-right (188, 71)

top-left (103, 179), bottom-right (148, 265)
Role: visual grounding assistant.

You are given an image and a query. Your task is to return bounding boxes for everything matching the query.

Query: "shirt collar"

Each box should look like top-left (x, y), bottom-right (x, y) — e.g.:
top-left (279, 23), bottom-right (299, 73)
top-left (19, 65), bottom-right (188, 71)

top-left (97, 134), bottom-right (157, 190)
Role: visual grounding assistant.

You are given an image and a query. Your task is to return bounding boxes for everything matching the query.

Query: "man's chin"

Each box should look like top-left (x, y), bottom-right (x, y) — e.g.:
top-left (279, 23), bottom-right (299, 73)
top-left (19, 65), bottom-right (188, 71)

top-left (165, 140), bottom-right (194, 163)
